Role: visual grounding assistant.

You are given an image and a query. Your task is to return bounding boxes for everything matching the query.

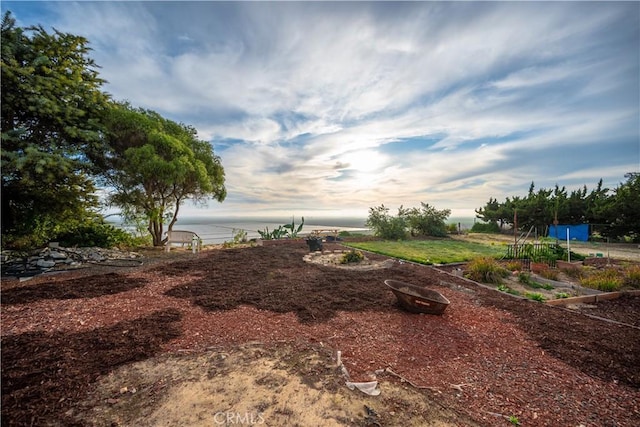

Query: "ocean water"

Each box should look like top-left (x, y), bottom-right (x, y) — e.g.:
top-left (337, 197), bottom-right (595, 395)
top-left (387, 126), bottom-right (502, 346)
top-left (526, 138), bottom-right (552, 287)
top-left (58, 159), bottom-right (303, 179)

top-left (109, 215), bottom-right (476, 245)
top-left (171, 216), bottom-right (371, 244)
top-left (109, 216), bottom-right (371, 245)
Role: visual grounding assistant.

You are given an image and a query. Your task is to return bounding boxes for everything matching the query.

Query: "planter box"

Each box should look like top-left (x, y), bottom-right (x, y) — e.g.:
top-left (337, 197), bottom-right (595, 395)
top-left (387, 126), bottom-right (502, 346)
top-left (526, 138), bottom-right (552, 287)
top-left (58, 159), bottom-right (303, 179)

top-left (530, 262), bottom-right (548, 274)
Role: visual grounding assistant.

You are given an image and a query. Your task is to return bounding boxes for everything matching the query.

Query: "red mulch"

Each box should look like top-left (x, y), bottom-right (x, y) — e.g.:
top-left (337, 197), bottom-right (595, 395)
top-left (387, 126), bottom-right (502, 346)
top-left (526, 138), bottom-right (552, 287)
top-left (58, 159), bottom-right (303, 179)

top-left (2, 242), bottom-right (639, 426)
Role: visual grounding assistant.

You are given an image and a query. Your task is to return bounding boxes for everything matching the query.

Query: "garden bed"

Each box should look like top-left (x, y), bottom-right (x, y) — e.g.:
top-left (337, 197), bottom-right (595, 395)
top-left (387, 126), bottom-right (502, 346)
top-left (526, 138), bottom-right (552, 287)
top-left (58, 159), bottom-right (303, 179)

top-left (2, 243), bottom-right (639, 426)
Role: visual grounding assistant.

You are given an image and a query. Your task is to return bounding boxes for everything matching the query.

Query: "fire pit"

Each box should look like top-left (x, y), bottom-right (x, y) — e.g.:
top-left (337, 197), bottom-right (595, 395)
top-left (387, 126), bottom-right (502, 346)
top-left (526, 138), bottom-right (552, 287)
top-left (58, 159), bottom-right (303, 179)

top-left (384, 279), bottom-right (450, 315)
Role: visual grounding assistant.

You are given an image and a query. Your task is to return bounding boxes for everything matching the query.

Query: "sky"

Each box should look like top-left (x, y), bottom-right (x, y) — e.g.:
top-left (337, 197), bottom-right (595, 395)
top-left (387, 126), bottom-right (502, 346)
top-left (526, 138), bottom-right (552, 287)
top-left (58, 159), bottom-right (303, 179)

top-left (4, 1), bottom-right (640, 220)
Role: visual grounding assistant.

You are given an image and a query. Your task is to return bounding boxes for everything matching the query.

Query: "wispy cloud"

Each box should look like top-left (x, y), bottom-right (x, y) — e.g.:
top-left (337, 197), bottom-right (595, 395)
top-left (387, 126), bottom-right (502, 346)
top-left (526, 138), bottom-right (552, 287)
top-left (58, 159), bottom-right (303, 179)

top-left (5, 1), bottom-right (638, 217)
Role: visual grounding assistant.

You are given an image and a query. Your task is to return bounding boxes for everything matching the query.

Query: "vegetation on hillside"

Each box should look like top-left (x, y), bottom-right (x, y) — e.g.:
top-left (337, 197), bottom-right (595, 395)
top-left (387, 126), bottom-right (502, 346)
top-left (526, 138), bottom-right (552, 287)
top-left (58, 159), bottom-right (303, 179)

top-left (475, 174), bottom-right (640, 242)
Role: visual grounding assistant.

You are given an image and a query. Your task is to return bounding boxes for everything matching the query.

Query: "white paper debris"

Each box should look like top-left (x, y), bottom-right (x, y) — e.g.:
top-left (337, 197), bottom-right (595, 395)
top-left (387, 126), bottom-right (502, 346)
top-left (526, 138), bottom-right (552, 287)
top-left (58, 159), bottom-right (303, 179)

top-left (345, 381), bottom-right (381, 396)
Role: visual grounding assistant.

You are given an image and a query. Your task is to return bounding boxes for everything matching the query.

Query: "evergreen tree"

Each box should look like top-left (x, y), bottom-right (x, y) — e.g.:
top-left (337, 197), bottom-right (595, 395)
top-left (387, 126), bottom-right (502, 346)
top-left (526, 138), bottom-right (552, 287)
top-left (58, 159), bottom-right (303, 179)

top-left (603, 173), bottom-right (640, 242)
top-left (1, 12), bottom-right (109, 247)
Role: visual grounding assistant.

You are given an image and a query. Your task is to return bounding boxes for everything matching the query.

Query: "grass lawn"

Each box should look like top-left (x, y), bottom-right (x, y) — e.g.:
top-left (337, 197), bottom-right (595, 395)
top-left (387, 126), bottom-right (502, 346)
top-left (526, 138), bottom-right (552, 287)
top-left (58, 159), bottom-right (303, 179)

top-left (344, 238), bottom-right (508, 264)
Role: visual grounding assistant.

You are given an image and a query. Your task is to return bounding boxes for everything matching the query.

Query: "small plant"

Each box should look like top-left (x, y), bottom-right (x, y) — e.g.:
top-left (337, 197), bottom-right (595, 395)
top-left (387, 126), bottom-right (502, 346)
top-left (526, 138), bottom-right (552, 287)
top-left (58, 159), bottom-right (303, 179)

top-left (223, 229), bottom-right (248, 247)
top-left (341, 250), bottom-right (364, 264)
top-left (538, 268), bottom-right (559, 281)
top-left (561, 265), bottom-right (584, 279)
top-left (505, 261), bottom-right (522, 271)
top-left (258, 225), bottom-right (286, 240)
top-left (525, 292), bottom-right (546, 302)
top-left (580, 268), bottom-right (623, 292)
top-left (508, 415), bottom-right (520, 426)
top-left (517, 271), bottom-right (533, 285)
top-left (497, 284), bottom-right (520, 295)
top-left (465, 257), bottom-right (510, 284)
top-left (258, 216), bottom-right (304, 240)
top-left (555, 292), bottom-right (570, 299)
top-left (624, 264), bottom-right (640, 289)
top-left (519, 272), bottom-right (554, 290)
top-left (283, 216), bottom-right (304, 238)
top-left (232, 228), bottom-right (247, 244)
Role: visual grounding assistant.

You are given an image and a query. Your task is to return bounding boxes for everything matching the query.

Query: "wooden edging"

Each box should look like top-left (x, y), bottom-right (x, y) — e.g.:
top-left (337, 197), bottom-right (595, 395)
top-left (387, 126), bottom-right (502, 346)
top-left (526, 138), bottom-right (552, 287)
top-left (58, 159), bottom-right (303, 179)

top-left (344, 243), bottom-right (640, 311)
top-left (546, 289), bottom-right (640, 306)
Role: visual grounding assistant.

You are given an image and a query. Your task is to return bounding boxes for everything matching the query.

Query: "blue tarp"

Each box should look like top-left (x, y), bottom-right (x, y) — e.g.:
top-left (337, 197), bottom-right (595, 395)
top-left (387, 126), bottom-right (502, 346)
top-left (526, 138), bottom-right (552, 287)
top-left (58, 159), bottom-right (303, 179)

top-left (548, 224), bottom-right (589, 242)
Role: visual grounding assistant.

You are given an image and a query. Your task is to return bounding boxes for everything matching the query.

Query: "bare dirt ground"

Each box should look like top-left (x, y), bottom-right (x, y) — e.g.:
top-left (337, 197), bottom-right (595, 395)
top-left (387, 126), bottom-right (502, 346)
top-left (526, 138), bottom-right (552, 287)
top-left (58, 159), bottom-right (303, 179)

top-left (2, 241), bottom-right (639, 427)
top-left (452, 233), bottom-right (640, 262)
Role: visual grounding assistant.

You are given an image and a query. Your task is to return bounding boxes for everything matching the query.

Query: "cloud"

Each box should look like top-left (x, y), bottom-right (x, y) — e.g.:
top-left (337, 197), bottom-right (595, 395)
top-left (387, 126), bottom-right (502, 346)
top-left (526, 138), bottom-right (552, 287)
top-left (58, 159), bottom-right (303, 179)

top-left (4, 1), bottom-right (637, 218)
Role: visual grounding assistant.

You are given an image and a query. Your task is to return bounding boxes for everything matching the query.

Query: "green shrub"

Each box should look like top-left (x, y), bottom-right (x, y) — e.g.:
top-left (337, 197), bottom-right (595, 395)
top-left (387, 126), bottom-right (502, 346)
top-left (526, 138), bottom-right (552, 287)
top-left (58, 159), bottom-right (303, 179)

top-left (554, 246), bottom-right (586, 261)
top-left (341, 250), bottom-right (364, 264)
top-left (366, 205), bottom-right (408, 240)
top-left (470, 221), bottom-right (500, 234)
top-left (403, 203), bottom-right (450, 237)
top-left (554, 292), bottom-right (570, 299)
top-left (580, 268), bottom-right (623, 292)
top-left (465, 257), bottom-right (510, 284)
top-left (54, 222), bottom-right (140, 248)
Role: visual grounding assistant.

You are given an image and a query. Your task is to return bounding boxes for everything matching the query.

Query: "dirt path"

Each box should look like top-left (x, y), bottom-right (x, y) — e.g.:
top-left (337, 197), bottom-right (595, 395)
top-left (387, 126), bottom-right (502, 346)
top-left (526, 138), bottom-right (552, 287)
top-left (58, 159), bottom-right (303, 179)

top-left (78, 343), bottom-right (469, 427)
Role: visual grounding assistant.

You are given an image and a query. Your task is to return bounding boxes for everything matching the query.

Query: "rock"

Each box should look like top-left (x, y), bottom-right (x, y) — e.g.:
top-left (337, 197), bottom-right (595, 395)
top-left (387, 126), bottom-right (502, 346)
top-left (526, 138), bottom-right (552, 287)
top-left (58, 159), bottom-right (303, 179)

top-left (48, 251), bottom-right (67, 260)
top-left (1, 245), bottom-right (143, 277)
top-left (88, 251), bottom-right (105, 262)
top-left (36, 259), bottom-right (56, 268)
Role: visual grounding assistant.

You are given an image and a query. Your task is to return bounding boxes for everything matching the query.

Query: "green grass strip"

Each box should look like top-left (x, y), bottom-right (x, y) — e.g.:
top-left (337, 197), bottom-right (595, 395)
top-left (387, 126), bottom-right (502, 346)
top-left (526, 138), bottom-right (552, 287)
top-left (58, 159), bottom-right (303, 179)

top-left (344, 239), bottom-right (507, 265)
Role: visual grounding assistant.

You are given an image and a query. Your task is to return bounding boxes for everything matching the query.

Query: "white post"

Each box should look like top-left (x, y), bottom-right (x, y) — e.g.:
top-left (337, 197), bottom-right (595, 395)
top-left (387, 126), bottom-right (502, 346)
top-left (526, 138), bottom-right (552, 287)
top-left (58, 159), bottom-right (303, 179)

top-left (566, 228), bottom-right (570, 262)
top-left (192, 235), bottom-right (198, 254)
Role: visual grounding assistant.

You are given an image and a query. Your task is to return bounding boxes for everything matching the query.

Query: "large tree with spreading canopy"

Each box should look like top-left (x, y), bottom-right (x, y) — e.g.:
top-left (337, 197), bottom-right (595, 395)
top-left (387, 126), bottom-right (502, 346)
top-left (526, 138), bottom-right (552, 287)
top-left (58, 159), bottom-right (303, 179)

top-left (98, 103), bottom-right (226, 246)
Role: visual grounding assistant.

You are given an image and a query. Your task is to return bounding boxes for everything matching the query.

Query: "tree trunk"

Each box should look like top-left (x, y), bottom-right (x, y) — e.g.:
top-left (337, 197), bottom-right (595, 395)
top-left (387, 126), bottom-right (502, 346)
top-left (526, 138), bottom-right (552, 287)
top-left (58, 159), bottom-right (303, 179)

top-left (149, 218), bottom-right (164, 246)
top-left (166, 199), bottom-right (181, 234)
